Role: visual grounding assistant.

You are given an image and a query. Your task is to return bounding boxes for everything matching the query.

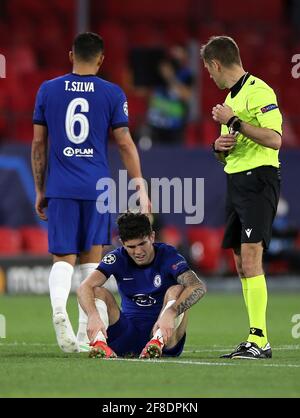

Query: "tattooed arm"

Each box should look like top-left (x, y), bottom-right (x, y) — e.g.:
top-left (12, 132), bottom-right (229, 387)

top-left (31, 124), bottom-right (48, 220)
top-left (152, 270), bottom-right (206, 344)
top-left (173, 270), bottom-right (206, 315)
top-left (113, 127), bottom-right (150, 213)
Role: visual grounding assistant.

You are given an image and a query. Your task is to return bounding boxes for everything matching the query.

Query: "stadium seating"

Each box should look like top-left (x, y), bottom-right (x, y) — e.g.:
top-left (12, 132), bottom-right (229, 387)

top-left (0, 228), bottom-right (23, 255)
top-left (222, 248), bottom-right (237, 275)
top-left (212, 0), bottom-right (283, 23)
top-left (20, 227), bottom-right (48, 255)
top-left (0, 0), bottom-right (298, 145)
top-left (159, 225), bottom-right (183, 248)
top-left (103, 0), bottom-right (190, 22)
top-left (187, 227), bottom-right (223, 274)
top-left (265, 259), bottom-right (289, 275)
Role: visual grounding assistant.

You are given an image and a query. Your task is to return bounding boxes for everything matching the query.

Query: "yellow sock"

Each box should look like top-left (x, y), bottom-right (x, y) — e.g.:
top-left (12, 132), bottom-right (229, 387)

top-left (246, 275), bottom-right (268, 347)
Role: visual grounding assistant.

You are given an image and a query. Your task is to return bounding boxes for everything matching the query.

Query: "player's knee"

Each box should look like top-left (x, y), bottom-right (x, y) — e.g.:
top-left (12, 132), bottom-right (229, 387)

top-left (241, 257), bottom-right (263, 277)
top-left (241, 243), bottom-right (263, 277)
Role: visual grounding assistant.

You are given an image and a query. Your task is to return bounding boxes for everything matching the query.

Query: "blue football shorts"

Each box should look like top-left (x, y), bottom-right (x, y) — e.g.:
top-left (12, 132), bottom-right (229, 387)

top-left (47, 198), bottom-right (111, 254)
top-left (107, 312), bottom-right (186, 358)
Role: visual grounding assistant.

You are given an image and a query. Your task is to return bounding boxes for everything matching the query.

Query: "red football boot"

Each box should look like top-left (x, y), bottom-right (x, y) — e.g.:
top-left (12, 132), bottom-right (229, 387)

top-left (89, 340), bottom-right (117, 359)
top-left (139, 339), bottom-right (163, 359)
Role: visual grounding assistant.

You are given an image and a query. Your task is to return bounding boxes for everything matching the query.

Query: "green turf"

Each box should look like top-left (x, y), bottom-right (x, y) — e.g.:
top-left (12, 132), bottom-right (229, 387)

top-left (0, 292), bottom-right (300, 398)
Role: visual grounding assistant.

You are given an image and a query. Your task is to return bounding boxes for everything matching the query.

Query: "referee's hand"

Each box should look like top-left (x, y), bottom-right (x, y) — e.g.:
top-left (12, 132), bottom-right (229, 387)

top-left (212, 103), bottom-right (234, 124)
top-left (214, 134), bottom-right (237, 152)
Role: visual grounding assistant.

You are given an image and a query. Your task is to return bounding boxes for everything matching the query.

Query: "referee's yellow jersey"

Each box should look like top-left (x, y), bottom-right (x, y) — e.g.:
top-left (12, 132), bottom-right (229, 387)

top-left (221, 75), bottom-right (282, 174)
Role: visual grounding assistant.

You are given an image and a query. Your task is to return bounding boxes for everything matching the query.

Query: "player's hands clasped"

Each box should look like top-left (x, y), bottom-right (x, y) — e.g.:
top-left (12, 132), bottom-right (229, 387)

top-left (214, 134), bottom-right (237, 152)
top-left (212, 103), bottom-right (235, 125)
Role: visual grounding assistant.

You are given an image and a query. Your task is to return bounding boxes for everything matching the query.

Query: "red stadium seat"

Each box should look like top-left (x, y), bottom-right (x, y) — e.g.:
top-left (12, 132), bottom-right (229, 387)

top-left (20, 227), bottom-right (48, 255)
top-left (126, 92), bottom-right (148, 131)
top-left (185, 122), bottom-right (202, 147)
top-left (0, 228), bottom-right (22, 255)
top-left (11, 115), bottom-right (33, 143)
top-left (159, 225), bottom-right (182, 248)
top-left (222, 248), bottom-right (237, 275)
top-left (212, 0), bottom-right (283, 23)
top-left (200, 70), bottom-right (224, 116)
top-left (187, 227), bottom-right (223, 274)
top-left (96, 21), bottom-right (128, 84)
top-left (265, 260), bottom-right (289, 275)
top-left (200, 118), bottom-right (220, 147)
top-left (7, 0), bottom-right (50, 19)
top-left (196, 22), bottom-right (226, 44)
top-left (164, 24), bottom-right (190, 46)
top-left (280, 80), bottom-right (299, 117)
top-left (104, 0), bottom-right (190, 22)
top-left (128, 24), bottom-right (164, 48)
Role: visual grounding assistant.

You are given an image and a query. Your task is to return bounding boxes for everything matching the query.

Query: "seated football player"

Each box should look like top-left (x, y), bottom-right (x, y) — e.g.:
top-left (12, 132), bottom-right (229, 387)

top-left (77, 212), bottom-right (206, 358)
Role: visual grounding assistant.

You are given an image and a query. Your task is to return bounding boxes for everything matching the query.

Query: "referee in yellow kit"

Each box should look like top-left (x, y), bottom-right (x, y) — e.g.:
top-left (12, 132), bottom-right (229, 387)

top-left (201, 36), bottom-right (282, 359)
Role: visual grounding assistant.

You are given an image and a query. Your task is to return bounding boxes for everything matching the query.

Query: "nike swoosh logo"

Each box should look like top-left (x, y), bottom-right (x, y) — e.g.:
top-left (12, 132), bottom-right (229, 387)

top-left (122, 278), bottom-right (134, 281)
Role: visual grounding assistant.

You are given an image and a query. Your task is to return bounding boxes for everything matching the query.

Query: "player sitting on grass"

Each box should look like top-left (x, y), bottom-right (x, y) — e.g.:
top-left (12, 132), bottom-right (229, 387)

top-left (77, 212), bottom-right (206, 359)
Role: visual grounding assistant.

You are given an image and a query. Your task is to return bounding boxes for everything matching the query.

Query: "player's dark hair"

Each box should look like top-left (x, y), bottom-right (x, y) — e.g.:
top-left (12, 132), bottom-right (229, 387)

top-left (200, 36), bottom-right (241, 67)
top-left (117, 212), bottom-right (152, 242)
top-left (73, 32), bottom-right (104, 62)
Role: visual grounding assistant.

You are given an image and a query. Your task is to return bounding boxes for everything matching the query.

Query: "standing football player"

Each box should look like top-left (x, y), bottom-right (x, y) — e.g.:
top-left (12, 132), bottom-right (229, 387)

top-left (31, 33), bottom-right (149, 353)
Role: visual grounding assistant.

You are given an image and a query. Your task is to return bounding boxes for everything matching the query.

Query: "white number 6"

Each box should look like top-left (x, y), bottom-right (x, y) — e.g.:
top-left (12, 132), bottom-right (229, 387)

top-left (65, 98), bottom-right (89, 144)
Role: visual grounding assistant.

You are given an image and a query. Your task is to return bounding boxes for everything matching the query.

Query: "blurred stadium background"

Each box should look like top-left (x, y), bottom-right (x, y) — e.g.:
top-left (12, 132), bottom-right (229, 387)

top-left (1, 0), bottom-right (300, 295)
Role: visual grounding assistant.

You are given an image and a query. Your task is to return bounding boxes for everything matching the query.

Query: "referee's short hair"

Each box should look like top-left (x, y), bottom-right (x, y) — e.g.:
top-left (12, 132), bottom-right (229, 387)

top-left (200, 36), bottom-right (241, 67)
top-left (73, 32), bottom-right (104, 62)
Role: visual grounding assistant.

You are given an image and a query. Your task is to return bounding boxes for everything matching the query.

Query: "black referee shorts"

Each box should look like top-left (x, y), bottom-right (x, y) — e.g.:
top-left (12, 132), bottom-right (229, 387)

top-left (222, 165), bottom-right (280, 250)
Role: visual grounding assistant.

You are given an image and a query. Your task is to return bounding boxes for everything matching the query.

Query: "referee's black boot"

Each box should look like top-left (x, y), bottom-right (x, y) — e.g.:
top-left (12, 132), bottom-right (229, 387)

top-left (220, 342), bottom-right (272, 359)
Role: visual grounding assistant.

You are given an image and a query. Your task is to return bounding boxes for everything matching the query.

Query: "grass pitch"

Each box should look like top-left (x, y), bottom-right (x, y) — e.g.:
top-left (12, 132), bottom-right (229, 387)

top-left (0, 292), bottom-right (299, 398)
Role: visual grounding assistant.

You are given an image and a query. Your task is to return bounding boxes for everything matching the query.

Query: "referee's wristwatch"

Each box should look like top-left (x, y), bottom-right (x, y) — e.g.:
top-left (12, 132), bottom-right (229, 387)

top-left (227, 116), bottom-right (242, 132)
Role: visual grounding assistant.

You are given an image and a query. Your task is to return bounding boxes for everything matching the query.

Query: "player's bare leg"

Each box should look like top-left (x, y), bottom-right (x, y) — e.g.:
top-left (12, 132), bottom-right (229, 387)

top-left (50, 254), bottom-right (79, 353)
top-left (140, 284), bottom-right (187, 359)
top-left (77, 245), bottom-right (103, 351)
top-left (88, 287), bottom-right (119, 359)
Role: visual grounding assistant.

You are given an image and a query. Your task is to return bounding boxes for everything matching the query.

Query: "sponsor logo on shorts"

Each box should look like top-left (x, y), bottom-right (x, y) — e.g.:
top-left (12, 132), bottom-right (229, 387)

top-left (63, 147), bottom-right (94, 157)
top-left (132, 294), bottom-right (156, 307)
top-left (245, 228), bottom-right (252, 238)
top-left (102, 254), bottom-right (116, 264)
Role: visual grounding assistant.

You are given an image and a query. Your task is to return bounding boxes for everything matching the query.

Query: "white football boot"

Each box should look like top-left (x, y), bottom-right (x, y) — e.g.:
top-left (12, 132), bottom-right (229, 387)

top-left (53, 312), bottom-right (80, 353)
